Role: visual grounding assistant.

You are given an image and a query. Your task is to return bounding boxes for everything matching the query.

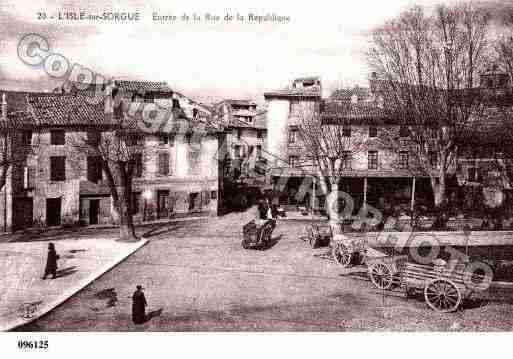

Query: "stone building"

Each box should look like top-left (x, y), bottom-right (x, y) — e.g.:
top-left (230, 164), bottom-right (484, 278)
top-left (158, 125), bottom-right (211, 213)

top-left (0, 81), bottom-right (221, 232)
top-left (215, 99), bottom-right (267, 181)
top-left (263, 72), bottom-right (513, 214)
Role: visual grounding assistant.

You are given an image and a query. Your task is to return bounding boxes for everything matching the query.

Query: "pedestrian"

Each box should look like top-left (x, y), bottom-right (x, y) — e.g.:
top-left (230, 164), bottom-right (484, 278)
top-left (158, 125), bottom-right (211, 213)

top-left (42, 242), bottom-right (59, 280)
top-left (132, 285), bottom-right (147, 324)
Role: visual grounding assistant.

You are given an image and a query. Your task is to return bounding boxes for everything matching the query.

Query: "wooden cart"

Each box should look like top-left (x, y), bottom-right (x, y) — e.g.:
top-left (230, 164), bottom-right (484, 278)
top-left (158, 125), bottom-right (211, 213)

top-left (365, 247), bottom-right (408, 290)
top-left (305, 223), bottom-right (332, 248)
top-left (401, 261), bottom-right (476, 313)
top-left (242, 219), bottom-right (275, 249)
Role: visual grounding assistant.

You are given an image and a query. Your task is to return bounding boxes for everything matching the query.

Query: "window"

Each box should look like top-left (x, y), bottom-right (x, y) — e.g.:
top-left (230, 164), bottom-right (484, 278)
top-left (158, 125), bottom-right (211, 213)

top-left (468, 166), bottom-right (480, 182)
top-left (369, 126), bottom-right (378, 138)
top-left (237, 129), bottom-right (242, 141)
top-left (429, 151), bottom-right (437, 167)
top-left (289, 155), bottom-right (299, 167)
top-left (126, 134), bottom-right (143, 146)
top-left (342, 123), bottom-right (351, 137)
top-left (22, 131), bottom-right (32, 146)
top-left (399, 151), bottom-right (409, 169)
top-left (233, 145), bottom-right (241, 159)
top-left (211, 191), bottom-right (217, 200)
top-left (159, 134), bottom-right (169, 145)
top-left (399, 125), bottom-right (409, 138)
top-left (24, 166), bottom-right (35, 189)
top-left (288, 128), bottom-right (298, 144)
top-left (50, 130), bottom-right (65, 145)
top-left (87, 131), bottom-right (101, 147)
top-left (257, 130), bottom-right (263, 139)
top-left (368, 151), bottom-right (378, 170)
top-left (256, 145), bottom-right (262, 158)
top-left (134, 153), bottom-right (143, 177)
top-left (188, 150), bottom-right (201, 175)
top-left (172, 99), bottom-right (180, 109)
top-left (158, 152), bottom-right (170, 176)
top-left (50, 156), bottom-right (66, 181)
top-left (192, 108), bottom-right (198, 118)
top-left (169, 134), bottom-right (175, 147)
top-left (341, 151), bottom-right (352, 170)
top-left (87, 156), bottom-right (102, 183)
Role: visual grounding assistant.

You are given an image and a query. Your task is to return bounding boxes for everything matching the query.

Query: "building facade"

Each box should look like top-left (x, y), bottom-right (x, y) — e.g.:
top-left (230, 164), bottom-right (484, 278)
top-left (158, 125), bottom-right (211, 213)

top-left (216, 99), bottom-right (267, 182)
top-left (263, 73), bottom-right (513, 215)
top-left (0, 80), bottom-right (221, 232)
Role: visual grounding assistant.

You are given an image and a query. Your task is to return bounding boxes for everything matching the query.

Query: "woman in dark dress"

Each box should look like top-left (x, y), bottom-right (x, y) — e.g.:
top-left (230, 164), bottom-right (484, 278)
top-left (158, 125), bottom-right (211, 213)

top-left (42, 243), bottom-right (59, 280)
top-left (132, 285), bottom-right (147, 324)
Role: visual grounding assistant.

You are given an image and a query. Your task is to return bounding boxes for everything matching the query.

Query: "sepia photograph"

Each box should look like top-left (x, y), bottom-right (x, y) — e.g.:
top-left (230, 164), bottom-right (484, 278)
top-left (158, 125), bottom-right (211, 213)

top-left (1, 0), bottom-right (513, 356)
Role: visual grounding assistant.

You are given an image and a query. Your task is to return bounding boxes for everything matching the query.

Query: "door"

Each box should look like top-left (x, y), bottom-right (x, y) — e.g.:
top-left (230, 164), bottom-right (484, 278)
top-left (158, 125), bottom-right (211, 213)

top-left (189, 192), bottom-right (199, 211)
top-left (157, 190), bottom-right (170, 219)
top-left (13, 198), bottom-right (33, 231)
top-left (46, 198), bottom-right (61, 227)
top-left (89, 199), bottom-right (100, 225)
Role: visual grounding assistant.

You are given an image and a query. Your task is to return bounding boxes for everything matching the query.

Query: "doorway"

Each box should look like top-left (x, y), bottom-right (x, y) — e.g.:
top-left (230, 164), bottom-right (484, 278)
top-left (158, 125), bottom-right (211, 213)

top-left (89, 199), bottom-right (100, 225)
top-left (46, 198), bottom-right (62, 227)
top-left (157, 190), bottom-right (170, 219)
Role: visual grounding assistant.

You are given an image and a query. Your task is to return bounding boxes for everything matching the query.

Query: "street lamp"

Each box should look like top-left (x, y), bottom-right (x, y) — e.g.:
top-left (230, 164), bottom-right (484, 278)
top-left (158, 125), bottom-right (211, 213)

top-left (143, 189), bottom-right (152, 221)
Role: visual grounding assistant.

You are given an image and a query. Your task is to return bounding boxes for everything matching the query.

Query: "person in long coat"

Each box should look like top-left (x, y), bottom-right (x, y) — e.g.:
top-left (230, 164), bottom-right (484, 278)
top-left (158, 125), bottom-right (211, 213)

top-left (42, 243), bottom-right (59, 280)
top-left (132, 285), bottom-right (147, 324)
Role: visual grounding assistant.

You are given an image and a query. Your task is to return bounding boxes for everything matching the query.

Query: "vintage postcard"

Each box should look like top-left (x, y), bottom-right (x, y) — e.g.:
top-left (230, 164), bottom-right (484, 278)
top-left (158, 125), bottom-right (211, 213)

top-left (1, 0), bottom-right (513, 356)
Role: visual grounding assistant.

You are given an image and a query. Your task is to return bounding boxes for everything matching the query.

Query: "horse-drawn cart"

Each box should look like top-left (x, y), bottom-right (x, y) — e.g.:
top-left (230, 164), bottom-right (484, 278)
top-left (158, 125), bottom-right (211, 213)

top-left (242, 219), bottom-right (276, 249)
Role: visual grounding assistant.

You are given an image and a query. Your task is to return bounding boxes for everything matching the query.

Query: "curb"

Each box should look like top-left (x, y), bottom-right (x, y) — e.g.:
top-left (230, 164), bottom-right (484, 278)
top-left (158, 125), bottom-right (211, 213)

top-left (3, 238), bottom-right (149, 331)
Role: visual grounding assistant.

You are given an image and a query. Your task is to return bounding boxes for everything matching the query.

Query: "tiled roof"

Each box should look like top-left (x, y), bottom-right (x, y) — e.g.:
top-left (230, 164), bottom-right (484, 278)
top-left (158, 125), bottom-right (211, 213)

top-left (330, 87), bottom-right (370, 100)
top-left (263, 88), bottom-right (321, 99)
top-left (114, 80), bottom-right (173, 93)
top-left (0, 91), bottom-right (41, 128)
top-left (224, 99), bottom-right (257, 106)
top-left (321, 101), bottom-right (391, 124)
top-left (27, 94), bottom-right (110, 127)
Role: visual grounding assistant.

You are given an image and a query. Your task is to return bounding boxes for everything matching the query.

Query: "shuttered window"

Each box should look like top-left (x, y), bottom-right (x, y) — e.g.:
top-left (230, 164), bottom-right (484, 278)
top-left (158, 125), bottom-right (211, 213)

top-left (87, 156), bottom-right (102, 183)
top-left (50, 130), bottom-right (65, 145)
top-left (134, 153), bottom-right (143, 177)
top-left (50, 156), bottom-right (66, 181)
top-left (158, 152), bottom-right (170, 175)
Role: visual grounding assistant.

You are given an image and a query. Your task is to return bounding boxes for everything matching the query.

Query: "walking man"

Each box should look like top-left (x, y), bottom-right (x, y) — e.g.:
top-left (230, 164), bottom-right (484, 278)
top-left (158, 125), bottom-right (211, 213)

top-left (132, 285), bottom-right (147, 324)
top-left (42, 242), bottom-right (59, 280)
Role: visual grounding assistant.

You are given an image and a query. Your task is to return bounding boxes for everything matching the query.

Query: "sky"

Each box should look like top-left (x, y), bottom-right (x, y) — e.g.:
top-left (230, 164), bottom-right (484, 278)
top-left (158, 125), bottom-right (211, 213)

top-left (0, 0), bottom-right (510, 105)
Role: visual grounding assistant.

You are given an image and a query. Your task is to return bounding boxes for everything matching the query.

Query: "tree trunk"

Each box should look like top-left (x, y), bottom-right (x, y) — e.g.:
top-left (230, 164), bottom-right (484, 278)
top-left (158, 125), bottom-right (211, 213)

top-left (328, 179), bottom-right (340, 234)
top-left (431, 176), bottom-right (448, 229)
top-left (118, 194), bottom-right (137, 241)
top-left (431, 173), bottom-right (447, 209)
top-left (117, 161), bottom-right (138, 242)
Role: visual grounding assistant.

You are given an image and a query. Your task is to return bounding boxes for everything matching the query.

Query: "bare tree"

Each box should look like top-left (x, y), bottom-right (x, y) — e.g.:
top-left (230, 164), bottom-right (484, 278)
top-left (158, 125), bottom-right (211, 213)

top-left (72, 88), bottom-right (142, 241)
top-left (297, 103), bottom-right (367, 220)
top-left (367, 3), bottom-right (491, 210)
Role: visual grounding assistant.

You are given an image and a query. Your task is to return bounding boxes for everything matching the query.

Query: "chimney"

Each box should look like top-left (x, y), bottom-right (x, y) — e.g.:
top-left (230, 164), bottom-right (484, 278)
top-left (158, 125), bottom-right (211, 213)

top-left (1, 93), bottom-right (6, 119)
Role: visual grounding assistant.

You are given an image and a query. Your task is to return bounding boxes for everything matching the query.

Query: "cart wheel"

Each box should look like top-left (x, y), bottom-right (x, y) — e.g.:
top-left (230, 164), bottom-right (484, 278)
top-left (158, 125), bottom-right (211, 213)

top-left (368, 262), bottom-right (394, 290)
top-left (332, 241), bottom-right (353, 267)
top-left (260, 225), bottom-right (273, 247)
top-left (424, 279), bottom-right (462, 313)
top-left (309, 233), bottom-right (320, 249)
top-left (306, 226), bottom-right (314, 244)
